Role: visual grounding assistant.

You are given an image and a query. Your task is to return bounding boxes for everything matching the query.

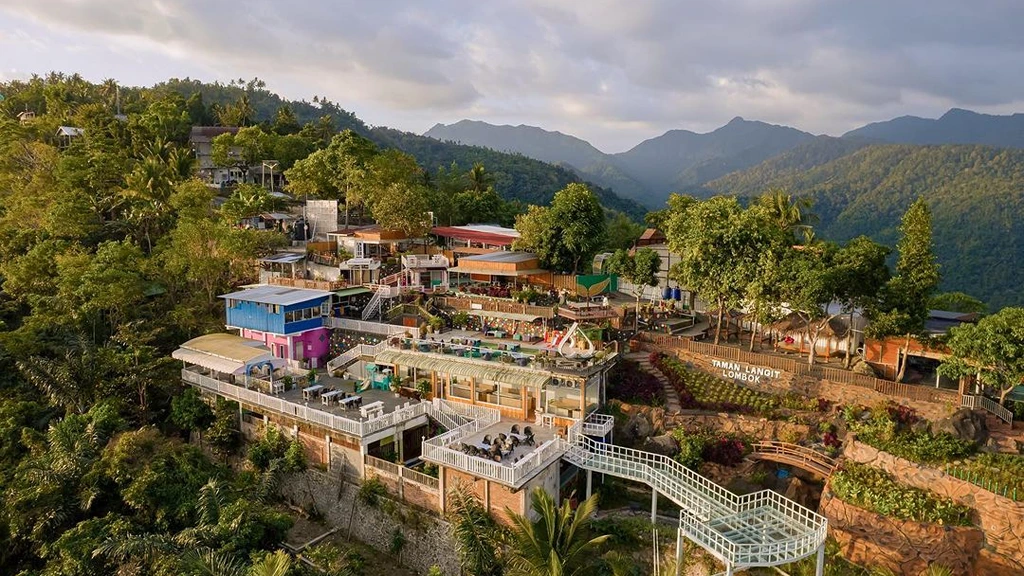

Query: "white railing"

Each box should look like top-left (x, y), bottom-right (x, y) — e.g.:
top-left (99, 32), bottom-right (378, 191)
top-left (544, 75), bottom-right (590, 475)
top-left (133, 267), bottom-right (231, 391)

top-left (580, 413), bottom-right (615, 437)
top-left (565, 419), bottom-right (827, 569)
top-left (361, 288), bottom-right (384, 320)
top-left (326, 347), bottom-right (362, 372)
top-left (962, 394), bottom-right (1013, 425)
top-left (421, 401), bottom-right (563, 488)
top-left (402, 254), bottom-right (449, 268)
top-left (183, 369), bottom-right (428, 438)
top-left (324, 316), bottom-right (409, 335)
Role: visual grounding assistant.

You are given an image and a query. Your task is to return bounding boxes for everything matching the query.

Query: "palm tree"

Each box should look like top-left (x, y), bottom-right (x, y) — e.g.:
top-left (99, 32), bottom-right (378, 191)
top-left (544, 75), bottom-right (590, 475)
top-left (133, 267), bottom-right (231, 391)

top-left (504, 489), bottom-right (610, 576)
top-left (468, 163), bottom-right (494, 192)
top-left (448, 484), bottom-right (503, 576)
top-left (759, 188), bottom-right (816, 238)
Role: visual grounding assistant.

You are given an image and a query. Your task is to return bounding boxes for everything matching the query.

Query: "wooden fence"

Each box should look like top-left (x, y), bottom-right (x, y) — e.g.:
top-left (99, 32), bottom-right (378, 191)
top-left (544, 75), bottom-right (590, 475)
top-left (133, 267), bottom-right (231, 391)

top-left (641, 333), bottom-right (958, 405)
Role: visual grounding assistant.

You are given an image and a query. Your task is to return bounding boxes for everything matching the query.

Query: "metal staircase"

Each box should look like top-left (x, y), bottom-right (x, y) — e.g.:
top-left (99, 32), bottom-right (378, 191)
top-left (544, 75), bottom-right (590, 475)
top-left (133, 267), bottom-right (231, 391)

top-left (565, 419), bottom-right (828, 576)
top-left (361, 285), bottom-right (400, 321)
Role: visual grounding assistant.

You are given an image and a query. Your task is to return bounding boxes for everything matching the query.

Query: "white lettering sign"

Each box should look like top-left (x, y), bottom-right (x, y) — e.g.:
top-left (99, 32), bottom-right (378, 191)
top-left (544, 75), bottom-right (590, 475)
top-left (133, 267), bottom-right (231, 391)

top-left (710, 359), bottom-right (782, 384)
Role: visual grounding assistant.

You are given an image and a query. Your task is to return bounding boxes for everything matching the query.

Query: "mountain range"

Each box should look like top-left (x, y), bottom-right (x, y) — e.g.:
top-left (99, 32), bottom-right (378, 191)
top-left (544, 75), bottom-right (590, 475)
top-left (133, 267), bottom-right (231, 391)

top-left (425, 108), bottom-right (1024, 208)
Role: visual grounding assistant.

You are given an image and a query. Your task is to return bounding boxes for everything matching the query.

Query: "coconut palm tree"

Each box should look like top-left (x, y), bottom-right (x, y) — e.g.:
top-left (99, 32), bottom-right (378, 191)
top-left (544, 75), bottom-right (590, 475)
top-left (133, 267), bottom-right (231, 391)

top-left (504, 489), bottom-right (610, 576)
top-left (759, 188), bottom-right (817, 238)
top-left (448, 484), bottom-right (503, 576)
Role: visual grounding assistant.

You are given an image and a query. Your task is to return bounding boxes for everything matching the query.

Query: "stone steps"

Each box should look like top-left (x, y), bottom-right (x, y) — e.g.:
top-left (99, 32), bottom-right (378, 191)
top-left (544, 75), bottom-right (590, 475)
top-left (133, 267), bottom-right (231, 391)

top-left (983, 413), bottom-right (1021, 452)
top-left (625, 352), bottom-right (682, 413)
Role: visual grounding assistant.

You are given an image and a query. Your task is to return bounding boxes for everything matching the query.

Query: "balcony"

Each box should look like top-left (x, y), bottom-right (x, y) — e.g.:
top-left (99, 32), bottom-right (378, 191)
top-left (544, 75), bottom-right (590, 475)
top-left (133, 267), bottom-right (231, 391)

top-left (402, 254), bottom-right (449, 269)
top-left (181, 367), bottom-right (429, 438)
top-left (434, 295), bottom-right (556, 320)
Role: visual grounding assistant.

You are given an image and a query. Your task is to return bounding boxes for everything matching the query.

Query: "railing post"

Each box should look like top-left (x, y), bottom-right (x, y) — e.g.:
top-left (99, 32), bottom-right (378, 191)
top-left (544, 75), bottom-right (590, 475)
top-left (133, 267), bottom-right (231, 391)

top-left (652, 489), bottom-right (658, 523)
top-left (815, 542), bottom-right (825, 576)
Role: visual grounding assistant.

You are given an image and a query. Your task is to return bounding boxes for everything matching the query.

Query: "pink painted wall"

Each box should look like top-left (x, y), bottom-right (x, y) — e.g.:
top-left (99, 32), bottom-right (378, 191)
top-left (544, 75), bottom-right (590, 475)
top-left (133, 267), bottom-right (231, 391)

top-left (240, 327), bottom-right (330, 366)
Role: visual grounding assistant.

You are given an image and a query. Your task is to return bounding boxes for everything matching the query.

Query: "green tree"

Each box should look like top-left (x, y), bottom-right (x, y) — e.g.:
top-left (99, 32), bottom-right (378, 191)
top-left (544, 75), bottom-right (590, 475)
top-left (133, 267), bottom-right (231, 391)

top-left (666, 196), bottom-right (758, 345)
top-left (757, 187), bottom-right (816, 241)
top-left (514, 183), bottom-right (606, 273)
top-left (867, 199), bottom-right (940, 381)
top-left (205, 399), bottom-right (240, 460)
top-left (605, 211), bottom-right (644, 251)
top-left (930, 292), bottom-right (987, 315)
top-left (832, 236), bottom-right (891, 368)
top-left (171, 387), bottom-right (214, 447)
top-left (777, 243), bottom-right (846, 365)
top-left (447, 484), bottom-right (502, 576)
top-left (221, 184), bottom-right (285, 223)
top-left (504, 489), bottom-right (610, 576)
top-left (604, 248), bottom-right (661, 332)
top-left (939, 307), bottom-right (1024, 404)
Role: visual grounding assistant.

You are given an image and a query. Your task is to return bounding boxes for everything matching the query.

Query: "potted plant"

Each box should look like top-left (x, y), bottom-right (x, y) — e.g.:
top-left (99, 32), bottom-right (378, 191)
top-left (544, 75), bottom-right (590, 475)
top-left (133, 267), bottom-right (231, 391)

top-left (416, 379), bottom-right (432, 399)
top-left (428, 316), bottom-right (444, 334)
top-left (419, 322), bottom-right (428, 339)
top-left (282, 375), bottom-right (294, 391)
top-left (306, 369), bottom-right (317, 386)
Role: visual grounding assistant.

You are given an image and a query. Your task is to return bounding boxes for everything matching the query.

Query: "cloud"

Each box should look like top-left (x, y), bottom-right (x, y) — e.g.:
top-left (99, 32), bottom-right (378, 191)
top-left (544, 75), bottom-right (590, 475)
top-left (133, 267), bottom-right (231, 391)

top-left (2, 0), bottom-right (1023, 151)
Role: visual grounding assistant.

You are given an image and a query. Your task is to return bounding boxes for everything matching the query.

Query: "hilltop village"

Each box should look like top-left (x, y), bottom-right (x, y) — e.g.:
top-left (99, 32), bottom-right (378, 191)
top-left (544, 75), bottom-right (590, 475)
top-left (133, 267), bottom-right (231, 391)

top-left (0, 77), bottom-right (1022, 576)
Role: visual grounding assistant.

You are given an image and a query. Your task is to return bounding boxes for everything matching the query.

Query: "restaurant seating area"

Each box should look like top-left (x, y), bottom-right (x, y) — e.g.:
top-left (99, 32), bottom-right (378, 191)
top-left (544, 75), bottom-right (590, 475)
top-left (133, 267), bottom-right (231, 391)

top-left (452, 421), bottom-right (547, 464)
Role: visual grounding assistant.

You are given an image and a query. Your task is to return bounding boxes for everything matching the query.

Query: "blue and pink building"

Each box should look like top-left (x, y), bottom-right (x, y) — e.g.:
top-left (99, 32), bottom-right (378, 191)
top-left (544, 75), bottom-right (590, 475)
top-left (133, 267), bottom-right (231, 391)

top-left (220, 285), bottom-right (333, 368)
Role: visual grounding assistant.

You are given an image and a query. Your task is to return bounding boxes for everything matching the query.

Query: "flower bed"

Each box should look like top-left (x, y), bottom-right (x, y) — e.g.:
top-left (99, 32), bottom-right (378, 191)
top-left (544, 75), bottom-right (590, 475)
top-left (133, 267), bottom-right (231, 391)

top-left (671, 427), bottom-right (749, 470)
top-left (830, 462), bottom-right (973, 526)
top-left (842, 403), bottom-right (976, 465)
top-left (608, 359), bottom-right (666, 406)
top-left (946, 453), bottom-right (1024, 502)
top-left (652, 352), bottom-right (817, 416)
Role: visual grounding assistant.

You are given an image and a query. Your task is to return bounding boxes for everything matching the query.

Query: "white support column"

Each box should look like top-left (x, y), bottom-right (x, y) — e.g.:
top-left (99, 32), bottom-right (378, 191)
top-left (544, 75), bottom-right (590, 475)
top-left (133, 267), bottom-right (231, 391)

top-left (725, 562), bottom-right (733, 576)
top-left (651, 489), bottom-right (658, 523)
top-left (815, 542), bottom-right (825, 576)
top-left (674, 527), bottom-right (683, 576)
top-left (586, 469), bottom-right (593, 499)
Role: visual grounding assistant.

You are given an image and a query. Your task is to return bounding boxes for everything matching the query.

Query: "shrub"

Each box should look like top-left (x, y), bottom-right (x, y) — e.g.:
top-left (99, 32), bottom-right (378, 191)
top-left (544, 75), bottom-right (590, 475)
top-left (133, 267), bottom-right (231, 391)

top-left (357, 477), bottom-right (388, 507)
top-left (947, 452), bottom-right (1024, 501)
top-left (670, 428), bottom-right (749, 469)
top-left (282, 439), bottom-right (307, 473)
top-left (843, 404), bottom-right (976, 464)
top-left (653, 354), bottom-right (785, 416)
top-left (607, 360), bottom-right (665, 406)
top-left (830, 462), bottom-right (972, 526)
top-left (247, 424), bottom-right (297, 471)
top-left (389, 527), bottom-right (406, 555)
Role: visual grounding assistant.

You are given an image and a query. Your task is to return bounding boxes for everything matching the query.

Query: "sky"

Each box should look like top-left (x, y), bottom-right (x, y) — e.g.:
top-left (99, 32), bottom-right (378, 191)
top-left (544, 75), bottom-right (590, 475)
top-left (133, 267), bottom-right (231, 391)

top-left (2, 0), bottom-right (1023, 152)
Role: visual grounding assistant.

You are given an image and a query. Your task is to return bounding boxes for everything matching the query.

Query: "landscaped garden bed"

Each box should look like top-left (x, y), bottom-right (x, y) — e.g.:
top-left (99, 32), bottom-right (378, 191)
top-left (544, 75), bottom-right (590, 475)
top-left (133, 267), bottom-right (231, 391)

top-left (946, 452), bottom-right (1024, 502)
top-left (830, 462), bottom-right (972, 526)
top-left (608, 359), bottom-right (666, 406)
top-left (652, 352), bottom-right (824, 417)
top-left (842, 403), bottom-right (976, 465)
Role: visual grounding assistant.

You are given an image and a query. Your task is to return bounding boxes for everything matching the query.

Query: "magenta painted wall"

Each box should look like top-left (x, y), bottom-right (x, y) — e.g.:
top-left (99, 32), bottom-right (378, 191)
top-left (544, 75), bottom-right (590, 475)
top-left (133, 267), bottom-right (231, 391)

top-left (240, 328), bottom-right (329, 366)
top-left (293, 328), bottom-right (330, 363)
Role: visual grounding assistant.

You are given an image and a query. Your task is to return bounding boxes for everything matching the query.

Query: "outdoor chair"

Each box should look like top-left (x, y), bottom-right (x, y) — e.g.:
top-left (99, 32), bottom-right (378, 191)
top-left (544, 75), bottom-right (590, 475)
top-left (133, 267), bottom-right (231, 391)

top-left (510, 436), bottom-right (521, 449)
top-left (510, 425), bottom-right (520, 435)
top-left (482, 434), bottom-right (492, 445)
top-left (523, 426), bottom-right (532, 436)
top-left (523, 433), bottom-right (535, 447)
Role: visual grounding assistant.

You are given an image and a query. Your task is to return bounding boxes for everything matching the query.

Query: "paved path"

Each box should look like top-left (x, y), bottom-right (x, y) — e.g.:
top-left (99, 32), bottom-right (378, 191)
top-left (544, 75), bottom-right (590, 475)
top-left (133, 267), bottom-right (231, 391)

top-left (625, 351), bottom-right (682, 413)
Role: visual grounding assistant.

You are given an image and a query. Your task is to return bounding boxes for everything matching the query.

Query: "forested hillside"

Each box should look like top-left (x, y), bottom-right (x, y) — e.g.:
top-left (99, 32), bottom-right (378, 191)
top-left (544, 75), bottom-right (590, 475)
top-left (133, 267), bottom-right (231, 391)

top-left (157, 79), bottom-right (645, 218)
top-left (844, 108), bottom-right (1024, 148)
top-left (707, 144), bottom-right (1024, 308)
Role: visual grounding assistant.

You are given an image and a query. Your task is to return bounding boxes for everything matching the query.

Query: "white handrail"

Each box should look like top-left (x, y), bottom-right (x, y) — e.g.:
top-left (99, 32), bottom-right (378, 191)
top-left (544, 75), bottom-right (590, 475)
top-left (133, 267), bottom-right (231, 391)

top-left (961, 393), bottom-right (1013, 425)
top-left (324, 317), bottom-right (409, 335)
top-left (183, 368), bottom-right (428, 438)
top-left (566, 417), bottom-right (827, 569)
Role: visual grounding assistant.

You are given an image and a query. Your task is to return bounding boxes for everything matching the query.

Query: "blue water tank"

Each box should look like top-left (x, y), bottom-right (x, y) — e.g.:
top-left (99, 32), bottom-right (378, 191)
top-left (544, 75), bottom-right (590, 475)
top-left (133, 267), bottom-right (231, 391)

top-left (672, 287), bottom-right (682, 301)
top-left (662, 287), bottom-right (673, 300)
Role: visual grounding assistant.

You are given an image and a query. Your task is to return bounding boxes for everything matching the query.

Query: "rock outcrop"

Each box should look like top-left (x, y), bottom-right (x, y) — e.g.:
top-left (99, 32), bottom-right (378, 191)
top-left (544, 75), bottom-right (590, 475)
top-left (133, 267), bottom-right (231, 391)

top-left (934, 408), bottom-right (988, 444)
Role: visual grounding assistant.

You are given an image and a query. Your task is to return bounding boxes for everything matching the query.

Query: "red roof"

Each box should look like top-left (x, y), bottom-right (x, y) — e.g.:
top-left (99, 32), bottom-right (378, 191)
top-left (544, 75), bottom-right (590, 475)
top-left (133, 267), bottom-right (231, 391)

top-left (431, 226), bottom-right (517, 246)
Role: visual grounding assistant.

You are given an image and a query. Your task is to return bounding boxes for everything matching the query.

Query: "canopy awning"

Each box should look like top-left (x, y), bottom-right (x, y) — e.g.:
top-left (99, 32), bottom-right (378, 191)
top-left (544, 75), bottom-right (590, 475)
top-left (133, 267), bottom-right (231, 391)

top-left (173, 333), bottom-right (286, 375)
top-left (374, 349), bottom-right (550, 389)
top-left (334, 286), bottom-right (372, 298)
top-left (448, 267), bottom-right (549, 277)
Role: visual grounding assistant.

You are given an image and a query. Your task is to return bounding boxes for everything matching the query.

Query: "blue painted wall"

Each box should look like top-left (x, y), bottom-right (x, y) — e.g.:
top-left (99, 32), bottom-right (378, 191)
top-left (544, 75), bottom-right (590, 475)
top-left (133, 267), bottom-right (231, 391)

top-left (225, 294), bottom-right (329, 335)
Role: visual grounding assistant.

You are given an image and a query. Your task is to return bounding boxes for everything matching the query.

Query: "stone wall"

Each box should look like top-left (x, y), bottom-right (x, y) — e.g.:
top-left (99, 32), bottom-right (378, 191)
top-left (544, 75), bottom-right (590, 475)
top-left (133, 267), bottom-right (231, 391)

top-left (279, 468), bottom-right (461, 576)
top-left (844, 440), bottom-right (1024, 573)
top-left (666, 348), bottom-right (955, 421)
top-left (819, 489), bottom-right (984, 575)
top-left (615, 401), bottom-right (813, 442)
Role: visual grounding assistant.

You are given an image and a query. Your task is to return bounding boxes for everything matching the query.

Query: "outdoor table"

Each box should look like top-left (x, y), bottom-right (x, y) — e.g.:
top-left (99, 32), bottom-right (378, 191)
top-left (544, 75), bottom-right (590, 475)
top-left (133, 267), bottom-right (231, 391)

top-left (321, 390), bottom-right (344, 405)
top-left (340, 395), bottom-right (362, 408)
top-left (302, 384), bottom-right (324, 400)
top-left (270, 381), bottom-right (285, 395)
top-left (486, 329), bottom-right (507, 338)
top-left (360, 401), bottom-right (385, 418)
top-left (509, 432), bottom-right (529, 443)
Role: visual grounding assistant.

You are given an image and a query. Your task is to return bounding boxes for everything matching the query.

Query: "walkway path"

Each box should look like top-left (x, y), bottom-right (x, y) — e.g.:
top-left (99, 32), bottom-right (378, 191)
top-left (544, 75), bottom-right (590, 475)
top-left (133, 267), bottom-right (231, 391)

top-left (625, 351), bottom-right (682, 413)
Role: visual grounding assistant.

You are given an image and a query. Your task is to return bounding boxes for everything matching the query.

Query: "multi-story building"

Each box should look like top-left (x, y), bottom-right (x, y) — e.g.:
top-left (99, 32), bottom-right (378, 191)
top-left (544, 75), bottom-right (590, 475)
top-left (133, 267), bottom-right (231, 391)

top-left (176, 299), bottom-right (830, 575)
top-left (221, 285), bottom-right (333, 369)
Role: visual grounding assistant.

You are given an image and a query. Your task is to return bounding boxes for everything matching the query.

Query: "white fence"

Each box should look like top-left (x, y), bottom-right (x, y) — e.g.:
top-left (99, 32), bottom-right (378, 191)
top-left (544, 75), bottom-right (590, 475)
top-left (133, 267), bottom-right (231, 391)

top-left (325, 340), bottom-right (389, 372)
top-left (183, 369), bottom-right (428, 438)
top-left (962, 393), bottom-right (1013, 425)
top-left (324, 317), bottom-right (408, 335)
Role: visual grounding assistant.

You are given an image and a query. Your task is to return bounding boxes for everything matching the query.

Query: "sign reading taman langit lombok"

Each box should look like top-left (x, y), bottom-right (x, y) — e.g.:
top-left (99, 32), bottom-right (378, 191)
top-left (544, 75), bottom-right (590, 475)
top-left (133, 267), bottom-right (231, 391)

top-left (711, 359), bottom-right (781, 384)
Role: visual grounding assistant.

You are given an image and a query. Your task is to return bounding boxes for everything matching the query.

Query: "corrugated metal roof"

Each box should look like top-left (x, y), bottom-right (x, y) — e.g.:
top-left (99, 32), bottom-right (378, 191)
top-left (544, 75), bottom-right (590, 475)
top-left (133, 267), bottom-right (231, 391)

top-left (460, 251), bottom-right (537, 263)
top-left (431, 225), bottom-right (518, 246)
top-left (220, 284), bottom-right (331, 305)
top-left (260, 252), bottom-right (306, 264)
top-left (334, 287), bottom-right (371, 297)
top-left (173, 333), bottom-right (285, 374)
top-left (374, 349), bottom-right (550, 389)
